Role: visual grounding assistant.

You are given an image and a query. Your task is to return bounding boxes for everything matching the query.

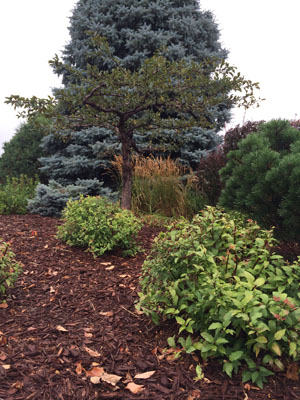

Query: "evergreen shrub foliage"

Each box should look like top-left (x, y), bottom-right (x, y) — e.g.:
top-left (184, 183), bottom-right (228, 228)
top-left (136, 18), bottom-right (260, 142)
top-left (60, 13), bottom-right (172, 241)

top-left (139, 207), bottom-right (300, 388)
top-left (0, 175), bottom-right (38, 215)
top-left (0, 122), bottom-right (45, 183)
top-left (0, 240), bottom-right (22, 298)
top-left (57, 196), bottom-right (142, 257)
top-left (27, 179), bottom-right (117, 218)
top-left (219, 119), bottom-right (300, 239)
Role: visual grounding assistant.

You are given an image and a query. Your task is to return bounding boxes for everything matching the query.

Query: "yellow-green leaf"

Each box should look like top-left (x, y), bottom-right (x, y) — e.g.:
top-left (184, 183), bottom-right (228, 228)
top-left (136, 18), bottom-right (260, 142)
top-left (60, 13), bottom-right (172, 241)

top-left (274, 329), bottom-right (286, 341)
top-left (271, 342), bottom-right (282, 356)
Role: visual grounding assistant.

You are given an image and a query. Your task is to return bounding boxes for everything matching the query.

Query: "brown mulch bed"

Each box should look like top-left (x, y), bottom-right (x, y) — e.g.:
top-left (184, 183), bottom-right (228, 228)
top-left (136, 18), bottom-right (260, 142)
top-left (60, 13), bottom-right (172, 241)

top-left (0, 214), bottom-right (299, 400)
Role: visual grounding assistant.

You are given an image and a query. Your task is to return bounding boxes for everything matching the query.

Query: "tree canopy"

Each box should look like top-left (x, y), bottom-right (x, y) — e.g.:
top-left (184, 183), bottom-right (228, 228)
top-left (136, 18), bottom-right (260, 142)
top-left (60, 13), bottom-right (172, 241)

top-left (6, 38), bottom-right (260, 209)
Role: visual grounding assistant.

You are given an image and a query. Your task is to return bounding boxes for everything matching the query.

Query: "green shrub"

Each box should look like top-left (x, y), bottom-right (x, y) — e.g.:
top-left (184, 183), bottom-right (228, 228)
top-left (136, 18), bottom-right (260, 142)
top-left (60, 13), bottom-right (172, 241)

top-left (57, 195), bottom-right (142, 256)
top-left (139, 207), bottom-right (300, 388)
top-left (219, 119), bottom-right (300, 240)
top-left (0, 240), bottom-right (22, 298)
top-left (0, 175), bottom-right (38, 214)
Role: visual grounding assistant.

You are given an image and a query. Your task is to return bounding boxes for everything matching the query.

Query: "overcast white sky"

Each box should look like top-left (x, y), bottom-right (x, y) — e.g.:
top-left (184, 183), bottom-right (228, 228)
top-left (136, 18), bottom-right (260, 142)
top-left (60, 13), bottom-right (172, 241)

top-left (1, 0), bottom-right (300, 153)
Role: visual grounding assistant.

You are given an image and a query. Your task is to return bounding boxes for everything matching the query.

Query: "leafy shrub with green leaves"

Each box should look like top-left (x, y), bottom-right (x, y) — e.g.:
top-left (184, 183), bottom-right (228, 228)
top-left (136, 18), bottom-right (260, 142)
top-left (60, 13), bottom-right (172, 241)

top-left (219, 119), bottom-right (300, 240)
top-left (0, 175), bottom-right (38, 215)
top-left (139, 207), bottom-right (300, 388)
top-left (0, 240), bottom-right (22, 298)
top-left (57, 195), bottom-right (142, 257)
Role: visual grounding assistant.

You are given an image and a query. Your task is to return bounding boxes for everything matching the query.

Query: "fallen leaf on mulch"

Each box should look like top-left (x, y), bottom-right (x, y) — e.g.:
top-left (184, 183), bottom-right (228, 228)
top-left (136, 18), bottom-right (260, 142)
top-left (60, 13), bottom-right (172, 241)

top-left (86, 366), bottom-right (104, 377)
top-left (1, 364), bottom-right (11, 370)
top-left (75, 362), bottom-right (84, 375)
top-left (99, 311), bottom-right (114, 317)
top-left (0, 335), bottom-right (7, 346)
top-left (125, 382), bottom-right (145, 394)
top-left (89, 368), bottom-right (122, 386)
top-left (0, 351), bottom-right (7, 361)
top-left (286, 362), bottom-right (299, 381)
top-left (187, 390), bottom-right (201, 399)
top-left (83, 345), bottom-right (101, 357)
top-left (0, 303), bottom-right (8, 309)
top-left (105, 265), bottom-right (115, 270)
top-left (134, 370), bottom-right (156, 379)
top-left (11, 381), bottom-right (23, 390)
top-left (56, 325), bottom-right (68, 332)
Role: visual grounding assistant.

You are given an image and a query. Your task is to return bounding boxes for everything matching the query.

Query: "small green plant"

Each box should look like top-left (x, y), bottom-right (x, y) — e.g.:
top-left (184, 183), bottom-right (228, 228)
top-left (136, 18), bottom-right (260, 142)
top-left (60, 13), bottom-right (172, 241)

top-left (0, 240), bottom-right (22, 298)
top-left (0, 175), bottom-right (38, 214)
top-left (139, 206), bottom-right (300, 388)
top-left (57, 195), bottom-right (142, 257)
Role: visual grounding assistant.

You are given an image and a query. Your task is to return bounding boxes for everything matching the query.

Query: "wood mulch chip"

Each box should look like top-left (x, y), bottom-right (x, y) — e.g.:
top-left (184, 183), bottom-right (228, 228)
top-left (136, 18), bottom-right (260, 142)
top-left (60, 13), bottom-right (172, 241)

top-left (0, 214), bottom-right (299, 399)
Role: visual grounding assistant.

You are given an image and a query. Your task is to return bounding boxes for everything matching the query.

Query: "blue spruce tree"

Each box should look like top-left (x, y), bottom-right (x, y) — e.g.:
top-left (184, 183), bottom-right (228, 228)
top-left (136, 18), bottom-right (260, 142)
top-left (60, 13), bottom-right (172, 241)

top-left (33, 0), bottom-right (231, 215)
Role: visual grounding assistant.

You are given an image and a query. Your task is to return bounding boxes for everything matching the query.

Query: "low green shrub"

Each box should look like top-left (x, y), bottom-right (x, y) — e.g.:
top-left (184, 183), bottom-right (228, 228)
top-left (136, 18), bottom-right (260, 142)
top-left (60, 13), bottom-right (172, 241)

top-left (0, 240), bottom-right (22, 298)
top-left (219, 119), bottom-right (300, 240)
top-left (57, 195), bottom-right (142, 257)
top-left (139, 207), bottom-right (300, 388)
top-left (0, 175), bottom-right (38, 214)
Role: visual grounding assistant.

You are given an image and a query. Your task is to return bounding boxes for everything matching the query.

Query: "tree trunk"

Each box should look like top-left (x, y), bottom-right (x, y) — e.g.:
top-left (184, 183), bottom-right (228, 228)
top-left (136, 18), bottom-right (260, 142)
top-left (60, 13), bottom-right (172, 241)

top-left (120, 138), bottom-right (132, 210)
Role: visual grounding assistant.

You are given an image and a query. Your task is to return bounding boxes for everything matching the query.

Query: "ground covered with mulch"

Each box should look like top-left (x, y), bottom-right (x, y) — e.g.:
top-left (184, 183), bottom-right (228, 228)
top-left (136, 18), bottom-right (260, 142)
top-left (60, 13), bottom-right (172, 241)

top-left (0, 214), bottom-right (299, 400)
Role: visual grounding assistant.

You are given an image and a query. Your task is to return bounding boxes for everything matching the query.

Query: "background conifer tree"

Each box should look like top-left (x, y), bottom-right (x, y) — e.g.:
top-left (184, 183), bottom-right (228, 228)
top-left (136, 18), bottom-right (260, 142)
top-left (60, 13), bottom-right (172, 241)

top-left (41, 0), bottom-right (231, 185)
top-left (0, 122), bottom-right (45, 182)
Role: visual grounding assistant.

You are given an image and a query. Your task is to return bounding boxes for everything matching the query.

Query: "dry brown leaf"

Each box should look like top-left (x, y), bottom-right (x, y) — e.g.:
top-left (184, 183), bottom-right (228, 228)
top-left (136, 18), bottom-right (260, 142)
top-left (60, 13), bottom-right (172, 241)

top-left (125, 382), bottom-right (145, 394)
top-left (0, 352), bottom-right (7, 361)
top-left (123, 372), bottom-right (133, 384)
top-left (119, 274), bottom-right (127, 278)
top-left (119, 284), bottom-right (126, 288)
top-left (105, 265), bottom-right (115, 270)
top-left (187, 390), bottom-right (201, 400)
top-left (50, 286), bottom-right (55, 294)
top-left (84, 332), bottom-right (93, 338)
top-left (0, 303), bottom-right (8, 309)
top-left (89, 370), bottom-right (121, 387)
top-left (101, 372), bottom-right (122, 386)
top-left (83, 345), bottom-right (101, 357)
top-left (75, 362), bottom-right (84, 375)
top-left (1, 364), bottom-right (11, 370)
top-left (86, 366), bottom-right (104, 377)
top-left (11, 381), bottom-right (23, 390)
top-left (134, 370), bottom-right (156, 379)
top-left (0, 336), bottom-right (7, 346)
top-left (100, 262), bottom-right (111, 266)
top-left (99, 311), bottom-right (114, 317)
top-left (90, 376), bottom-right (101, 384)
top-left (286, 362), bottom-right (299, 381)
top-left (56, 325), bottom-right (68, 332)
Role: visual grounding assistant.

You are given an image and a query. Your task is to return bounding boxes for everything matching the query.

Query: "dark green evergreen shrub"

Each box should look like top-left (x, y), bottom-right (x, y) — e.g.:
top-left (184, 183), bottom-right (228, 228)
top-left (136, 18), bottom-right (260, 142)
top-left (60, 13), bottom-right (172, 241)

top-left (0, 240), bottom-right (22, 299)
top-left (219, 119), bottom-right (300, 239)
top-left (139, 206), bottom-right (300, 388)
top-left (27, 179), bottom-right (117, 218)
top-left (0, 122), bottom-right (45, 183)
top-left (57, 196), bottom-right (142, 256)
top-left (0, 175), bottom-right (38, 215)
